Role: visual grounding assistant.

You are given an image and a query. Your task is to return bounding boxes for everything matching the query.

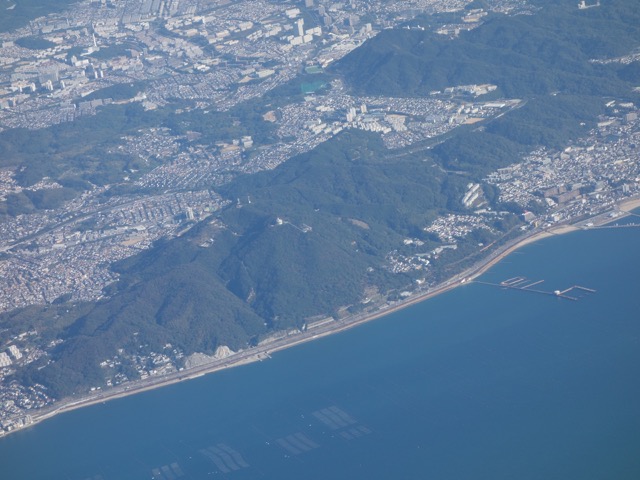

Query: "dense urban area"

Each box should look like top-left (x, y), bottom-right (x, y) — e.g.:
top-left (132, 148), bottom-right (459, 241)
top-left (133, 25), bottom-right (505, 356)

top-left (1, 0), bottom-right (639, 435)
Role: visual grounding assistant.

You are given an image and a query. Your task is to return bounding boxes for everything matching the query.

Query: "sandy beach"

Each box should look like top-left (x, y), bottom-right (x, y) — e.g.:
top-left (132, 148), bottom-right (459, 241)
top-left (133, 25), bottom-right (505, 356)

top-left (4, 198), bottom-right (640, 438)
top-left (618, 197), bottom-right (640, 212)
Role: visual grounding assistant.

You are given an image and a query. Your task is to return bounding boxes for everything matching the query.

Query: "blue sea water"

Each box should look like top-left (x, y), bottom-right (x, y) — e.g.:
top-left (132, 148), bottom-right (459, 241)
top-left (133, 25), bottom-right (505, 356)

top-left (1, 224), bottom-right (640, 480)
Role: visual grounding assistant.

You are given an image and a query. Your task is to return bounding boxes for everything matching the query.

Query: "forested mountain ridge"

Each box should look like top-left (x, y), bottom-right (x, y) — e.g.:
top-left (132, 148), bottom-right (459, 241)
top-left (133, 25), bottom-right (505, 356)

top-left (335, 0), bottom-right (640, 99)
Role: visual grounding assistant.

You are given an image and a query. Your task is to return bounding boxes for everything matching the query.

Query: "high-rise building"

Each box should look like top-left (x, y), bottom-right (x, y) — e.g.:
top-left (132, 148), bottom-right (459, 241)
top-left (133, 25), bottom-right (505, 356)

top-left (296, 18), bottom-right (305, 37)
top-left (8, 345), bottom-right (21, 360)
top-left (39, 70), bottom-right (59, 85)
top-left (345, 14), bottom-right (359, 27)
top-left (0, 352), bottom-right (12, 367)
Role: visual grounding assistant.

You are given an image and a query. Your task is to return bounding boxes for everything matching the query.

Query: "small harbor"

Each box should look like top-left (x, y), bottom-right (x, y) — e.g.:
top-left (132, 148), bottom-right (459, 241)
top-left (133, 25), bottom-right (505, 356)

top-left (473, 276), bottom-right (596, 301)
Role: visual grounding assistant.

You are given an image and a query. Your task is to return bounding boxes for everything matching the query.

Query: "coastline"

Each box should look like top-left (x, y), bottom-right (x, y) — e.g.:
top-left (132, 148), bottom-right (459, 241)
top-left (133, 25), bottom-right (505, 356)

top-left (3, 198), bottom-right (639, 439)
top-left (617, 196), bottom-right (640, 213)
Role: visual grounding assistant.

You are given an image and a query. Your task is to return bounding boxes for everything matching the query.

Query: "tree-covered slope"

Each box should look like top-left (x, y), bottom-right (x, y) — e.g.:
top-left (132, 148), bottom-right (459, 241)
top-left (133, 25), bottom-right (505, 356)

top-left (334, 0), bottom-right (639, 187)
top-left (334, 0), bottom-right (640, 99)
top-left (8, 130), bottom-right (484, 396)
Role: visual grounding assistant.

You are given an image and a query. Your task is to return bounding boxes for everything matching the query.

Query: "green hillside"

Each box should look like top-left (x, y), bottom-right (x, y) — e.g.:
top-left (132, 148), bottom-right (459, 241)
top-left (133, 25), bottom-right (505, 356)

top-left (335, 0), bottom-right (640, 99)
top-left (0, 0), bottom-right (78, 33)
top-left (334, 0), bottom-right (639, 181)
top-left (8, 130), bottom-right (509, 397)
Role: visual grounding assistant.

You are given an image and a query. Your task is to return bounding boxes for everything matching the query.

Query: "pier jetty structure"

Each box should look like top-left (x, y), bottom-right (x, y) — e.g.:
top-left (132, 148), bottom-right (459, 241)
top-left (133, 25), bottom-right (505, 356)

top-left (474, 276), bottom-right (596, 301)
